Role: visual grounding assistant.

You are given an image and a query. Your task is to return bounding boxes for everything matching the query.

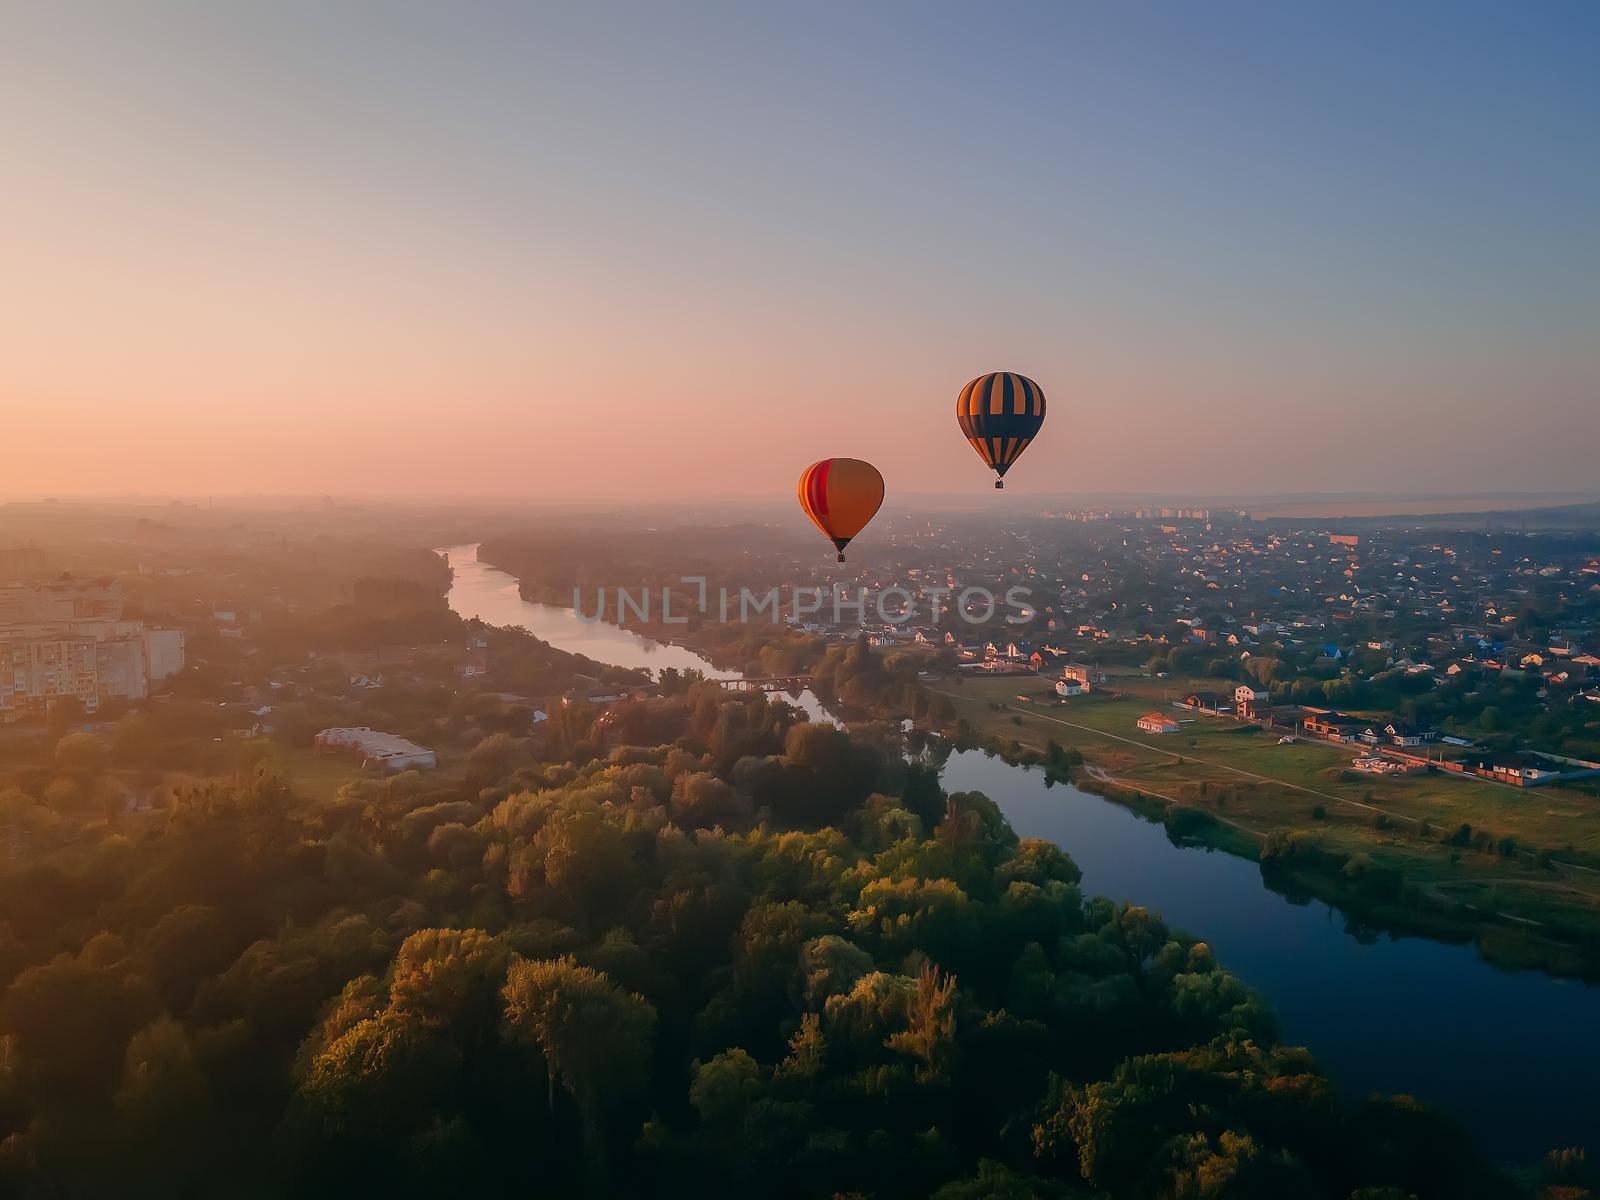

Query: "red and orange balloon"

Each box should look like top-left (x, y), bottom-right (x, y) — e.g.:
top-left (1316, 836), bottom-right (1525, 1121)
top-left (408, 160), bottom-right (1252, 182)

top-left (798, 458), bottom-right (884, 562)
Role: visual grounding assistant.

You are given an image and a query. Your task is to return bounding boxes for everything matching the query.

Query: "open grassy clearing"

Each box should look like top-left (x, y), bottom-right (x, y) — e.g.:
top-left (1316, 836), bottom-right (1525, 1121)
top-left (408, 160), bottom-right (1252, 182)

top-left (939, 674), bottom-right (1600, 858)
top-left (931, 673), bottom-right (1600, 951)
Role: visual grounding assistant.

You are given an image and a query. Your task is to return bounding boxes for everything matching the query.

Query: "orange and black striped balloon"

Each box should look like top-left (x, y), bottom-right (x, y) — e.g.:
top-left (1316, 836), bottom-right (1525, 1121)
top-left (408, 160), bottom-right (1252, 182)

top-left (955, 371), bottom-right (1046, 488)
top-left (798, 458), bottom-right (884, 562)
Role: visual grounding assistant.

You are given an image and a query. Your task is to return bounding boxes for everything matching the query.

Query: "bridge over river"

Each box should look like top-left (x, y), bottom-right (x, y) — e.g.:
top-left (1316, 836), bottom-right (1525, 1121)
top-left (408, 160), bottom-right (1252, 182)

top-left (708, 674), bottom-right (813, 692)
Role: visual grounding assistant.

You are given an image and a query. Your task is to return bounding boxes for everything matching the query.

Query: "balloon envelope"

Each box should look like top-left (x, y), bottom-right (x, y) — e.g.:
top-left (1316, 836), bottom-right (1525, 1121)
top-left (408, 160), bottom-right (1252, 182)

top-left (956, 372), bottom-right (1046, 487)
top-left (797, 458), bottom-right (884, 561)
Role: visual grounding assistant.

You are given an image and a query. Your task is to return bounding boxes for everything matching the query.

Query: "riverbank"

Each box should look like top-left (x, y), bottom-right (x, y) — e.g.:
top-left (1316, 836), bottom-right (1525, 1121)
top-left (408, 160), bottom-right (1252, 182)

top-left (438, 542), bottom-right (1600, 1163)
top-left (951, 732), bottom-right (1595, 976)
top-left (934, 674), bottom-right (1600, 979)
top-left (457, 540), bottom-right (1600, 978)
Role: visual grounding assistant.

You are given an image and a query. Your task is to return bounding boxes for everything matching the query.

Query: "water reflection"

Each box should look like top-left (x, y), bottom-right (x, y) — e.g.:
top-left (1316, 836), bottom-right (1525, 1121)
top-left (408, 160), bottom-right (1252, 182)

top-left (938, 746), bottom-right (1599, 1162)
top-left (439, 544), bottom-right (835, 725)
top-left (439, 542), bottom-right (1598, 1161)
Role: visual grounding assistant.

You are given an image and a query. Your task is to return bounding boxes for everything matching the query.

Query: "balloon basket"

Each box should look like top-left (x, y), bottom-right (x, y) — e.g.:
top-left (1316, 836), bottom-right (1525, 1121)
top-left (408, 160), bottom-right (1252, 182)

top-left (836, 552), bottom-right (846, 563)
top-left (994, 480), bottom-right (1004, 489)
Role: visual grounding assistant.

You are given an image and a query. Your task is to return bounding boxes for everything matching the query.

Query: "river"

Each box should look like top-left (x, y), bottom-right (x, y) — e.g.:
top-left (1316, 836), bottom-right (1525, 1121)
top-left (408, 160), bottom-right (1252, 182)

top-left (439, 542), bottom-right (1598, 1162)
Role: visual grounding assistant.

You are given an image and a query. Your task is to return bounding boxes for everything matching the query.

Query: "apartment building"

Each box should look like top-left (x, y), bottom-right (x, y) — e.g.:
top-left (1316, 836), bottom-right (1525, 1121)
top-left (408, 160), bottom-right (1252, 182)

top-left (0, 582), bottom-right (184, 719)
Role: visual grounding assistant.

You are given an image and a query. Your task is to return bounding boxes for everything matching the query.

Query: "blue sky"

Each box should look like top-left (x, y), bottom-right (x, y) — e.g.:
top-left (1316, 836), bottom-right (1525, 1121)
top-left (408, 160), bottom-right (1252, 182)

top-left (3, 1), bottom-right (1596, 498)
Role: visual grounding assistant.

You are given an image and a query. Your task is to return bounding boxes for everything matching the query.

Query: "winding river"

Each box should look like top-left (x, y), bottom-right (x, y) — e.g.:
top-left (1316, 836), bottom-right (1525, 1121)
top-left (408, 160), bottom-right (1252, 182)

top-left (440, 543), bottom-right (1598, 1162)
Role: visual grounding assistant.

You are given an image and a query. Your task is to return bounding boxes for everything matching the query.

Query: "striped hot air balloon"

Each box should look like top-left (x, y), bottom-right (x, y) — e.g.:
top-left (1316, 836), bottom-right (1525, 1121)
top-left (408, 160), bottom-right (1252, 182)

top-left (955, 371), bottom-right (1046, 488)
top-left (798, 458), bottom-right (884, 562)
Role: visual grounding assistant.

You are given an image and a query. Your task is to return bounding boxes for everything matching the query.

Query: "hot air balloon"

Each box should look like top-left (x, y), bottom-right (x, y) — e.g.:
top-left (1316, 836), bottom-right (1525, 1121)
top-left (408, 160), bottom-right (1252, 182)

top-left (956, 371), bottom-right (1046, 488)
top-left (797, 458), bottom-right (884, 562)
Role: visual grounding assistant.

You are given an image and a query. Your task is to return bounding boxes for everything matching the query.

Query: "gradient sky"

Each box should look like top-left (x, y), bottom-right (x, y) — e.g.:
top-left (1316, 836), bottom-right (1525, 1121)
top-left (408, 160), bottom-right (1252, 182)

top-left (3, 1), bottom-right (1597, 502)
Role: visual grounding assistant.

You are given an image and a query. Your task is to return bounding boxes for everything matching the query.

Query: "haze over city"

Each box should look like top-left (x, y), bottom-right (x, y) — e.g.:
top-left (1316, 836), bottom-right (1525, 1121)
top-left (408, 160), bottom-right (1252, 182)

top-left (4, 1), bottom-right (1597, 502)
top-left (10, 6), bottom-right (1600, 1196)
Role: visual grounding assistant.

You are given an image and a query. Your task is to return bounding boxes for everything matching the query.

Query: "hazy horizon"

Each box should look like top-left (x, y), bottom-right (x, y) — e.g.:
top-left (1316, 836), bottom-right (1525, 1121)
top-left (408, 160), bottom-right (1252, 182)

top-left (4, 2), bottom-right (1597, 501)
top-left (5, 487), bottom-right (1599, 523)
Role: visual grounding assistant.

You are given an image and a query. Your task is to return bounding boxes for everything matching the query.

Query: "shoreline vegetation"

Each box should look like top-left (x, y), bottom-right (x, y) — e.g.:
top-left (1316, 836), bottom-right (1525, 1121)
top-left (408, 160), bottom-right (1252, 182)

top-left (1, 668), bottom-right (1552, 1195)
top-left (7, 546), bottom-right (1576, 1194)
top-left (928, 690), bottom-right (1600, 984)
top-left (467, 545), bottom-right (1600, 983)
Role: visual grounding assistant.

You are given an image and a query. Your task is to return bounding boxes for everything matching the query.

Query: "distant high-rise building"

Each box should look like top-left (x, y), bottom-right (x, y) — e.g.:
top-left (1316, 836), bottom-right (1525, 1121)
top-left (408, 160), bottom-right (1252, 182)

top-left (0, 581), bottom-right (184, 719)
top-left (0, 547), bottom-right (49, 582)
top-left (0, 578), bottom-right (123, 623)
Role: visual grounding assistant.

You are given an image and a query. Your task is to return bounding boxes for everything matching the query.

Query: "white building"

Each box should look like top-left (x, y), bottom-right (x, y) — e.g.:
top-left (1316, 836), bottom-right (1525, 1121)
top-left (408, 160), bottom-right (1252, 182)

top-left (314, 726), bottom-right (437, 772)
top-left (144, 629), bottom-right (186, 681)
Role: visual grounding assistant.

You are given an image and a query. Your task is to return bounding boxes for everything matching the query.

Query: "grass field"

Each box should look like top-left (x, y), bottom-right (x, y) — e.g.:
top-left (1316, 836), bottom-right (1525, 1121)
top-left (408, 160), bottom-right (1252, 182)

top-left (280, 749), bottom-right (366, 803)
top-left (942, 674), bottom-right (1600, 851)
top-left (931, 672), bottom-right (1600, 957)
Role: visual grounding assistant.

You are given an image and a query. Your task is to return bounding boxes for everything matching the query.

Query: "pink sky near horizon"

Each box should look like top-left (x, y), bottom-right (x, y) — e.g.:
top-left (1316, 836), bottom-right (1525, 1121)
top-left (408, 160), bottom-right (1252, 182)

top-left (3, 4), bottom-right (1597, 503)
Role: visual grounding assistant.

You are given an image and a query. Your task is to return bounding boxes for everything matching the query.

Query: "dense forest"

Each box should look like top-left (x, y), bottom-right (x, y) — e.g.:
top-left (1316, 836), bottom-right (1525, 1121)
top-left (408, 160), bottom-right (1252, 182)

top-left (0, 676), bottom-right (1585, 1197)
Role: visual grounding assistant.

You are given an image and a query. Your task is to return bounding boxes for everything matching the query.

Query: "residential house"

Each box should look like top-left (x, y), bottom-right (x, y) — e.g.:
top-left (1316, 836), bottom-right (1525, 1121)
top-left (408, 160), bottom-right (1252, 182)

top-left (1302, 710), bottom-right (1366, 741)
top-left (1358, 722), bottom-right (1437, 748)
top-left (1384, 721), bottom-right (1437, 747)
top-left (1233, 684), bottom-right (1269, 708)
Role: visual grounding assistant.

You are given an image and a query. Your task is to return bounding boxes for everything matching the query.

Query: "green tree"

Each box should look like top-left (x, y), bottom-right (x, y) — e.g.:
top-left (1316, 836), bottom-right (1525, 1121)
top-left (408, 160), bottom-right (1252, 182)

top-left (670, 771), bottom-right (746, 829)
top-left (886, 963), bottom-right (958, 1083)
top-left (501, 956), bottom-right (656, 1165)
top-left (689, 1047), bottom-right (764, 1128)
top-left (388, 928), bottom-right (513, 1034)
top-left (0, 956), bottom-right (159, 1104)
top-left (113, 1017), bottom-right (220, 1193)
top-left (54, 731), bottom-right (107, 775)
top-left (295, 1009), bottom-right (461, 1143)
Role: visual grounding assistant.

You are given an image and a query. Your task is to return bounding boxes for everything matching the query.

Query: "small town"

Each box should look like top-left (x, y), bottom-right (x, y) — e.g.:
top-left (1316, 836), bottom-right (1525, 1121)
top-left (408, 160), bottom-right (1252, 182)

top-left (486, 509), bottom-right (1600, 787)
